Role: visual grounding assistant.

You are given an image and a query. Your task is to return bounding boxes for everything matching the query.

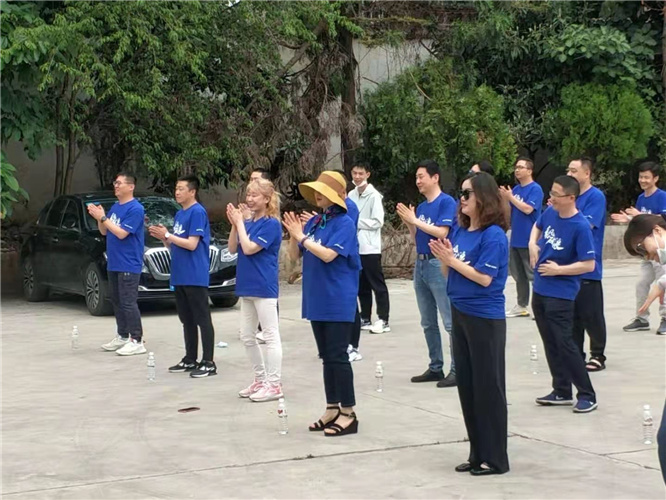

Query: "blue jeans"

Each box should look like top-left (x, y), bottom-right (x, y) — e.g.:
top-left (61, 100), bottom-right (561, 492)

top-left (414, 258), bottom-right (454, 374)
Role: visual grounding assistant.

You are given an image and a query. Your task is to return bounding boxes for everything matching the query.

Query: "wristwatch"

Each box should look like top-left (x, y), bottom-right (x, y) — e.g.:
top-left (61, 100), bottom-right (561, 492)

top-left (100, 216), bottom-right (108, 223)
top-left (165, 231), bottom-right (171, 239)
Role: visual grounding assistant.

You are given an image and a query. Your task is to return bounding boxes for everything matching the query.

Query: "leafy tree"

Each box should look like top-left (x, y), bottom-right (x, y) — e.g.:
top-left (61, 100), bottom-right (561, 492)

top-left (0, 152), bottom-right (29, 220)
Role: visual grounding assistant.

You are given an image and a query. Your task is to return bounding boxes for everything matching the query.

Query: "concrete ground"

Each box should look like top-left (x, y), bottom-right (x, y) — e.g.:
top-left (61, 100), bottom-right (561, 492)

top-left (1, 259), bottom-right (665, 499)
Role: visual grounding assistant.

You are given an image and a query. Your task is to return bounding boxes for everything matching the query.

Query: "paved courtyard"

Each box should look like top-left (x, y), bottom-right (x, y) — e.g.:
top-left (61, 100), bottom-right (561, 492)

top-left (1, 260), bottom-right (665, 499)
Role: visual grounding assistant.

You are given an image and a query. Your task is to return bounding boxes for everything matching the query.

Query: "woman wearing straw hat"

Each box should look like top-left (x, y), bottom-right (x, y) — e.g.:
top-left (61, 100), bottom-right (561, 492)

top-left (283, 171), bottom-right (361, 437)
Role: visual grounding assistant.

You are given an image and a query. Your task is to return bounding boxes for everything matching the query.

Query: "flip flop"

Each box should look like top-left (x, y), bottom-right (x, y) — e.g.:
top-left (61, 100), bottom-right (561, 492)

top-left (585, 358), bottom-right (606, 372)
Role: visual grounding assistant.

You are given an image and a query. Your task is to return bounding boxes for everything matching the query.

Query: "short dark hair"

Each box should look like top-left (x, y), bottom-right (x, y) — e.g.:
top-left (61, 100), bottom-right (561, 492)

top-left (351, 162), bottom-right (371, 172)
top-left (252, 168), bottom-right (271, 180)
top-left (457, 172), bottom-right (508, 231)
top-left (475, 160), bottom-right (495, 176)
top-left (116, 172), bottom-right (136, 185)
top-left (571, 156), bottom-right (595, 175)
top-left (553, 175), bottom-right (580, 198)
top-left (416, 159), bottom-right (441, 178)
top-left (624, 214), bottom-right (666, 257)
top-left (177, 174), bottom-right (200, 193)
top-left (638, 161), bottom-right (661, 177)
top-left (515, 156), bottom-right (534, 171)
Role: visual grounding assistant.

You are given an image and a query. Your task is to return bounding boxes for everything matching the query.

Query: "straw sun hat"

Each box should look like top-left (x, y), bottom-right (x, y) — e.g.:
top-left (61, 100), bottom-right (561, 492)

top-left (298, 171), bottom-right (348, 211)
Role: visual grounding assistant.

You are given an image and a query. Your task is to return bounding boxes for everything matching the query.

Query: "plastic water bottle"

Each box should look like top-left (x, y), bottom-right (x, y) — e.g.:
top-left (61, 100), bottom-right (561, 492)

top-left (147, 352), bottom-right (156, 382)
top-left (375, 361), bottom-right (384, 393)
top-left (530, 345), bottom-right (538, 374)
top-left (277, 398), bottom-right (288, 435)
top-left (643, 405), bottom-right (654, 444)
top-left (71, 326), bottom-right (80, 351)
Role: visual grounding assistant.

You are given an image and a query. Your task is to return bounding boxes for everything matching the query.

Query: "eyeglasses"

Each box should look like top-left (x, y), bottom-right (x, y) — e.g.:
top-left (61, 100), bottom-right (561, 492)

top-left (549, 191), bottom-right (571, 198)
top-left (113, 181), bottom-right (128, 187)
top-left (460, 189), bottom-right (474, 200)
top-left (514, 166), bottom-right (527, 171)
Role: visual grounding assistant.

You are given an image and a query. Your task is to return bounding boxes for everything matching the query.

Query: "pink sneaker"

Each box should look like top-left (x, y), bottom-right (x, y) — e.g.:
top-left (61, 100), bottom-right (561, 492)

top-left (238, 380), bottom-right (264, 398)
top-left (249, 383), bottom-right (284, 402)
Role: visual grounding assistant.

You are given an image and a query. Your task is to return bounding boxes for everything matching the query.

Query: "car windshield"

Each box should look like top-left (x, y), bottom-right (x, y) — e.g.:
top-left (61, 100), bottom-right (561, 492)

top-left (84, 196), bottom-right (181, 231)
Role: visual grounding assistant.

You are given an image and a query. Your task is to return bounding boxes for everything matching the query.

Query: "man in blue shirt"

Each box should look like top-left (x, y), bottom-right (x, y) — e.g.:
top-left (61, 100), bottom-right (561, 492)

top-left (397, 160), bottom-right (457, 388)
top-left (567, 157), bottom-right (608, 371)
top-left (529, 175), bottom-right (597, 413)
top-left (501, 157), bottom-right (543, 318)
top-left (149, 175), bottom-right (217, 378)
top-left (88, 173), bottom-right (146, 356)
top-left (612, 161), bottom-right (666, 334)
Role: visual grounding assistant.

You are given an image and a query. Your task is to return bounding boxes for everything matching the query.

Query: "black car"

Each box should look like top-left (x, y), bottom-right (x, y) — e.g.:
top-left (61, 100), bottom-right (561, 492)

top-left (21, 192), bottom-right (238, 315)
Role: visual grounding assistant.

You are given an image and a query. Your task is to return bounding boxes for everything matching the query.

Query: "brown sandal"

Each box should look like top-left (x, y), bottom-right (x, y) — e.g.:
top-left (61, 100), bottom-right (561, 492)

top-left (308, 405), bottom-right (340, 432)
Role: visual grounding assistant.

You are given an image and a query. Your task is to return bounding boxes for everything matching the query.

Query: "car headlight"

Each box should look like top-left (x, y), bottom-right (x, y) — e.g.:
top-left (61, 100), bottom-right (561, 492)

top-left (220, 248), bottom-right (237, 263)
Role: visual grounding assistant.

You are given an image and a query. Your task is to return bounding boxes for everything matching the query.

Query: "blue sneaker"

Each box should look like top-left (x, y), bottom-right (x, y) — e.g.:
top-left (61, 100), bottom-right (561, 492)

top-left (573, 399), bottom-right (598, 413)
top-left (535, 392), bottom-right (574, 406)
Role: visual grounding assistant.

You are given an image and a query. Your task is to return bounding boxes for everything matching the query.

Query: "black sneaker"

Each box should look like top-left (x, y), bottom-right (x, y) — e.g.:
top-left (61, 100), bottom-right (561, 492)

top-left (190, 360), bottom-right (217, 378)
top-left (436, 372), bottom-right (457, 388)
top-left (168, 358), bottom-right (198, 373)
top-left (411, 369), bottom-right (445, 383)
top-left (623, 318), bottom-right (650, 332)
top-left (657, 318), bottom-right (666, 335)
top-left (360, 319), bottom-right (373, 331)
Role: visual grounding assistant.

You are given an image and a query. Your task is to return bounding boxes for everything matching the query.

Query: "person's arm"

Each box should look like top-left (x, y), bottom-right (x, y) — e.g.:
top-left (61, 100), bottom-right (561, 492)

top-left (508, 195), bottom-right (536, 215)
top-left (235, 221), bottom-right (262, 256)
top-left (227, 225), bottom-right (238, 254)
top-left (357, 194), bottom-right (384, 231)
top-left (166, 234), bottom-right (200, 251)
top-left (411, 219), bottom-right (450, 240)
top-left (287, 236), bottom-right (301, 262)
top-left (301, 238), bottom-right (339, 263)
top-left (528, 223), bottom-right (542, 268)
top-left (538, 259), bottom-right (595, 276)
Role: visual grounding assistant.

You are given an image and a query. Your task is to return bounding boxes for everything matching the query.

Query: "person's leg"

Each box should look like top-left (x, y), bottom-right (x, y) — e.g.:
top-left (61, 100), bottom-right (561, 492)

top-left (107, 271), bottom-right (128, 337)
top-left (186, 286), bottom-right (215, 362)
top-left (519, 247), bottom-right (534, 295)
top-left (533, 293), bottom-right (571, 399)
top-left (546, 297), bottom-right (596, 402)
top-left (572, 287), bottom-right (587, 360)
top-left (255, 298), bottom-right (282, 386)
top-left (327, 321), bottom-right (355, 408)
top-left (655, 264), bottom-right (666, 322)
top-left (426, 259), bottom-right (454, 374)
top-left (119, 272), bottom-right (143, 341)
top-left (413, 260), bottom-right (444, 374)
top-left (312, 321), bottom-right (338, 404)
top-left (509, 247), bottom-right (529, 308)
top-left (350, 308), bottom-right (361, 350)
top-left (175, 286), bottom-right (198, 363)
top-left (582, 280), bottom-right (607, 363)
top-left (636, 260), bottom-right (656, 321)
top-left (467, 315), bottom-right (509, 473)
top-left (240, 297), bottom-right (265, 381)
top-left (358, 257), bottom-right (373, 322)
top-left (451, 306), bottom-right (478, 467)
top-left (365, 254), bottom-right (390, 322)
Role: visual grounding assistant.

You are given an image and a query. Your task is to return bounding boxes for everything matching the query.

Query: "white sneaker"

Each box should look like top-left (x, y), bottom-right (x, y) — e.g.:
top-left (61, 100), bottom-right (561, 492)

top-left (370, 320), bottom-right (390, 334)
top-left (506, 305), bottom-right (530, 318)
top-left (216, 341), bottom-right (229, 348)
top-left (116, 339), bottom-right (147, 356)
top-left (348, 349), bottom-right (363, 362)
top-left (249, 383), bottom-right (283, 402)
top-left (239, 380), bottom-right (264, 398)
top-left (360, 320), bottom-right (373, 331)
top-left (346, 344), bottom-right (354, 355)
top-left (101, 335), bottom-right (129, 351)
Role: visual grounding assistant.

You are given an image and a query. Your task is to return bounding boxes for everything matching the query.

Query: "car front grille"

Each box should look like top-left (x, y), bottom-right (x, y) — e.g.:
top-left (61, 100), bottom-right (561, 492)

top-left (144, 246), bottom-right (219, 278)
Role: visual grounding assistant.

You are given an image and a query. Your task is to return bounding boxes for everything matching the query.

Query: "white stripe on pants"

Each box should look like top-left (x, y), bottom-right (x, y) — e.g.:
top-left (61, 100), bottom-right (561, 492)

top-left (636, 260), bottom-right (666, 320)
top-left (240, 297), bottom-right (282, 385)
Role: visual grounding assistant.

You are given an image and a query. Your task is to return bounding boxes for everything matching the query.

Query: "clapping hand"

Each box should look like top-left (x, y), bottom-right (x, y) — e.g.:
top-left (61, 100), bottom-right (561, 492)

top-left (87, 203), bottom-right (106, 221)
top-left (429, 238), bottom-right (454, 265)
top-left (148, 224), bottom-right (168, 240)
top-left (239, 203), bottom-right (252, 220)
top-left (299, 211), bottom-right (318, 225)
top-left (499, 186), bottom-right (513, 201)
top-left (226, 203), bottom-right (244, 226)
top-left (610, 210), bottom-right (632, 224)
top-left (396, 203), bottom-right (417, 225)
top-left (282, 211), bottom-right (305, 241)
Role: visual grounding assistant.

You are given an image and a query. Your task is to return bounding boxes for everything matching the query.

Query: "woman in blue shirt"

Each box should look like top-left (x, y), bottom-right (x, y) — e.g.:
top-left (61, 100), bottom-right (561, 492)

top-left (430, 172), bottom-right (510, 476)
top-left (227, 178), bottom-right (284, 403)
top-left (283, 171), bottom-right (361, 437)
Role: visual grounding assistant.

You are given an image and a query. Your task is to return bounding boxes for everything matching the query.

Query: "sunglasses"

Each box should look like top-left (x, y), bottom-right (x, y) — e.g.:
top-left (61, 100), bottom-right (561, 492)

top-left (460, 189), bottom-right (474, 200)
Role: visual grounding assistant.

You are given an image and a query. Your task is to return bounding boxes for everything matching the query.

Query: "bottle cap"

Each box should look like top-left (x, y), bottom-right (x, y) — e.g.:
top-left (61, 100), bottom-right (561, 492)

top-left (149, 351), bottom-right (154, 356)
top-left (643, 404), bottom-right (651, 410)
top-left (278, 398), bottom-right (285, 403)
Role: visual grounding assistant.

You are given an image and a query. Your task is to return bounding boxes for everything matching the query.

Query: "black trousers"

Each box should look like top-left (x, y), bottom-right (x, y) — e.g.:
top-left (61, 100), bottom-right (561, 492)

top-left (359, 254), bottom-right (390, 322)
top-left (532, 293), bottom-right (596, 401)
top-left (572, 279), bottom-right (607, 362)
top-left (351, 308), bottom-right (361, 349)
top-left (311, 321), bottom-right (356, 407)
top-left (451, 305), bottom-right (509, 473)
top-left (175, 286), bottom-right (215, 362)
top-left (108, 271), bottom-right (143, 341)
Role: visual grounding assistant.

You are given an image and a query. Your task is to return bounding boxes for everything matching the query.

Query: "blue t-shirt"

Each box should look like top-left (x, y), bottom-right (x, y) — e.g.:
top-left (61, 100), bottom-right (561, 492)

top-left (170, 203), bottom-right (210, 287)
top-left (447, 225), bottom-right (508, 320)
top-left (510, 181), bottom-right (543, 248)
top-left (345, 197), bottom-right (360, 227)
top-left (300, 212), bottom-right (360, 322)
top-left (576, 186), bottom-right (606, 281)
top-left (235, 216), bottom-right (282, 299)
top-left (106, 199), bottom-right (145, 273)
top-left (636, 189), bottom-right (666, 215)
top-left (533, 207), bottom-right (595, 301)
top-left (415, 192), bottom-right (457, 254)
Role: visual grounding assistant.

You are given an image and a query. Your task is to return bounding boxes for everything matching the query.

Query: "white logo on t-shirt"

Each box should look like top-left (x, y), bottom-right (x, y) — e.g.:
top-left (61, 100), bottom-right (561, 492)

top-left (514, 194), bottom-right (524, 203)
top-left (640, 207), bottom-right (652, 214)
top-left (109, 213), bottom-right (121, 227)
top-left (452, 244), bottom-right (468, 263)
top-left (306, 235), bottom-right (322, 246)
top-left (173, 222), bottom-right (185, 235)
top-left (418, 214), bottom-right (433, 225)
top-left (543, 225), bottom-right (564, 251)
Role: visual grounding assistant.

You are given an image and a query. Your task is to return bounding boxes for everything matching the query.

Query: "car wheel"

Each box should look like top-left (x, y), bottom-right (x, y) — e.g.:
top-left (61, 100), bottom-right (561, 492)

top-left (22, 258), bottom-right (49, 302)
top-left (84, 263), bottom-right (113, 316)
top-left (210, 296), bottom-right (239, 308)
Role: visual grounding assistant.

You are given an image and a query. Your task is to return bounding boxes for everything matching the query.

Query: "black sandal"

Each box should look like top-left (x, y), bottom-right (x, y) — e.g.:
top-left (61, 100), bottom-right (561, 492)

top-left (324, 411), bottom-right (358, 437)
top-left (308, 405), bottom-right (340, 432)
top-left (585, 357), bottom-right (606, 372)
